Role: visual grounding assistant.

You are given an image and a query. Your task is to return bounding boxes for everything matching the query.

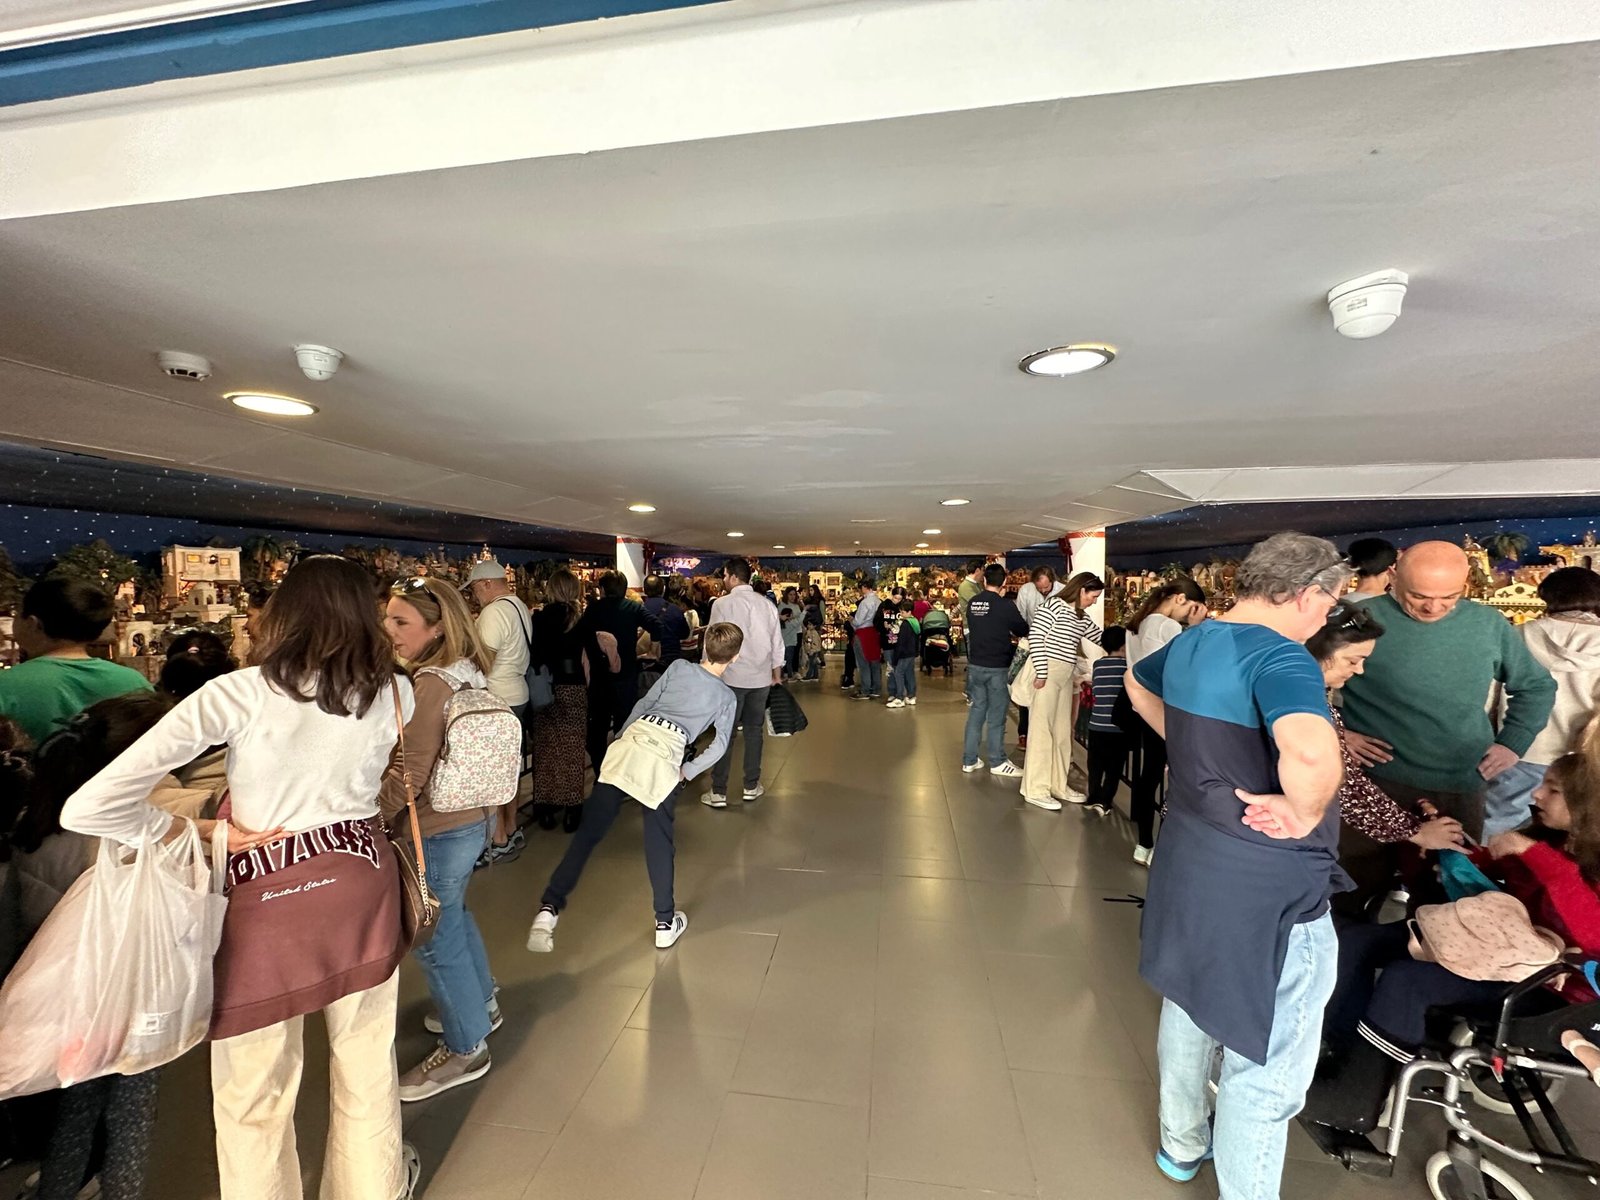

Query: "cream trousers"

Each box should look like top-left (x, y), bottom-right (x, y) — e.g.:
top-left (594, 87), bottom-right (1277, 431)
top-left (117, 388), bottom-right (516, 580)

top-left (1021, 662), bottom-right (1078, 802)
top-left (211, 971), bottom-right (404, 1200)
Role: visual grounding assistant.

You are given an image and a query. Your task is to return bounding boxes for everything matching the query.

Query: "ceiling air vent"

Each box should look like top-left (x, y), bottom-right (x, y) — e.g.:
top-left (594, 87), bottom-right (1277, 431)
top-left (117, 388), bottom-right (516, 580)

top-left (156, 350), bottom-right (212, 381)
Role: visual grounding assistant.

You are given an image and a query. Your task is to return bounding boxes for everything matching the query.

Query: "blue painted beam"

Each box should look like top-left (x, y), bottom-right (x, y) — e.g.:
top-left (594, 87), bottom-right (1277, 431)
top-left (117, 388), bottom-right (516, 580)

top-left (0, 0), bottom-right (727, 107)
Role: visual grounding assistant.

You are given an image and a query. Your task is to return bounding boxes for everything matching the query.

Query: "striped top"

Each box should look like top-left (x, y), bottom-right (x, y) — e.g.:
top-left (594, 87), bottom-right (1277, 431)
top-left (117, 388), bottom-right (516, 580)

top-left (1088, 655), bottom-right (1127, 732)
top-left (1027, 597), bottom-right (1103, 680)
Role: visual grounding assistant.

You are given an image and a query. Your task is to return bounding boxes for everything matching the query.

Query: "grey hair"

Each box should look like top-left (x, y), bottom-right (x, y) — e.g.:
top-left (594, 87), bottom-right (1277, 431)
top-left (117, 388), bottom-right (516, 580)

top-left (1234, 533), bottom-right (1354, 605)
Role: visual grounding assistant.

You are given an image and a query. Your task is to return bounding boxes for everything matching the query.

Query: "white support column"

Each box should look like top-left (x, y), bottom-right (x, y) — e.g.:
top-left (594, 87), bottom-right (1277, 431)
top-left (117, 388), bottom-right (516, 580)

top-left (616, 537), bottom-right (647, 589)
top-left (1068, 527), bottom-right (1107, 623)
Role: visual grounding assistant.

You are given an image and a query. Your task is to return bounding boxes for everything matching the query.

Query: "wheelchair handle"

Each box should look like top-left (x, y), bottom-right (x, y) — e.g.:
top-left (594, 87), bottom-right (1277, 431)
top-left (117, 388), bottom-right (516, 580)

top-left (1493, 959), bottom-right (1595, 1052)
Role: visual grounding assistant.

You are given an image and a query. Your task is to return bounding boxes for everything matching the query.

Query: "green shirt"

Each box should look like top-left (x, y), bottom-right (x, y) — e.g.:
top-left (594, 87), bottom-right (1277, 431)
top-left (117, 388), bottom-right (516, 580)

top-left (957, 578), bottom-right (982, 624)
top-left (1339, 595), bottom-right (1556, 794)
top-left (0, 656), bottom-right (154, 743)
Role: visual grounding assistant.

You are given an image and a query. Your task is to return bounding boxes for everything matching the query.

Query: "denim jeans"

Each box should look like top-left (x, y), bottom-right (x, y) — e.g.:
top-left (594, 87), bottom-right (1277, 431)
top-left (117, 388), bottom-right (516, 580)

top-left (1483, 759), bottom-right (1546, 837)
top-left (888, 658), bottom-right (917, 699)
top-left (1157, 913), bottom-right (1336, 1200)
top-left (711, 685), bottom-right (770, 793)
top-left (962, 665), bottom-right (1009, 767)
top-left (412, 819), bottom-right (495, 1055)
top-left (542, 781), bottom-right (679, 922)
top-left (854, 640), bottom-right (882, 696)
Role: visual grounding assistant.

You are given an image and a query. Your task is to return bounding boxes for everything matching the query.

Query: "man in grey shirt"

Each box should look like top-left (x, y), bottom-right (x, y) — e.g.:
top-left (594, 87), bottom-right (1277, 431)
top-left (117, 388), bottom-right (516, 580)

top-left (703, 557), bottom-right (786, 807)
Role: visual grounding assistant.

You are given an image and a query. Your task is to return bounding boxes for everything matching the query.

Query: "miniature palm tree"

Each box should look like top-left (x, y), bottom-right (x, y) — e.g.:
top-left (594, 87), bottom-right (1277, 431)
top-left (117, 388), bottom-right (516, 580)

top-left (1482, 532), bottom-right (1530, 565)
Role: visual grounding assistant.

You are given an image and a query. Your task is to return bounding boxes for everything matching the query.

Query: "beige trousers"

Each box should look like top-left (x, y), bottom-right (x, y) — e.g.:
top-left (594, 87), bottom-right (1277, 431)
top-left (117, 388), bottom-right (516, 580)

top-left (211, 971), bottom-right (404, 1200)
top-left (1021, 661), bottom-right (1078, 802)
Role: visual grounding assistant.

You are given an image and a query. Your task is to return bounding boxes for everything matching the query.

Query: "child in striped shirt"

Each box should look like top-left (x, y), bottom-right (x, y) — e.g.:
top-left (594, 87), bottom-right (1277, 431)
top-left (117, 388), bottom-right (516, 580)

top-left (1084, 626), bottom-right (1131, 818)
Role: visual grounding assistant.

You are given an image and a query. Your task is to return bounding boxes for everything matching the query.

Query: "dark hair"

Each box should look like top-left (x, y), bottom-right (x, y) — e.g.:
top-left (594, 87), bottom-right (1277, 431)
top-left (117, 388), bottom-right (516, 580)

top-left (0, 717), bottom-right (34, 852)
top-left (600, 572), bottom-right (628, 599)
top-left (1304, 601), bottom-right (1386, 663)
top-left (983, 563), bottom-right (1008, 588)
top-left (722, 557), bottom-right (752, 585)
top-left (1062, 571), bottom-right (1104, 607)
top-left (881, 600), bottom-right (900, 616)
top-left (1031, 565), bottom-right (1057, 584)
top-left (16, 693), bottom-right (175, 853)
top-left (643, 575), bottom-right (665, 599)
top-left (159, 630), bottom-right (237, 699)
top-left (255, 555), bottom-right (395, 718)
top-left (1101, 626), bottom-right (1128, 654)
top-left (1128, 579), bottom-right (1207, 634)
top-left (1346, 538), bottom-right (1399, 579)
top-left (965, 560), bottom-right (985, 576)
top-left (752, 578), bottom-right (771, 595)
top-left (860, 577), bottom-right (877, 590)
top-left (1545, 754), bottom-right (1600, 881)
top-left (246, 585), bottom-right (275, 610)
top-left (22, 577), bottom-right (114, 644)
top-left (1539, 567), bottom-right (1600, 618)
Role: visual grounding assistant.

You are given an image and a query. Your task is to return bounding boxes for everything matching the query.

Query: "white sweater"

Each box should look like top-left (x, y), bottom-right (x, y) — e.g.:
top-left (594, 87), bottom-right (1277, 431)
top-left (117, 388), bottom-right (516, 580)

top-left (1518, 614), bottom-right (1600, 765)
top-left (62, 667), bottom-right (414, 846)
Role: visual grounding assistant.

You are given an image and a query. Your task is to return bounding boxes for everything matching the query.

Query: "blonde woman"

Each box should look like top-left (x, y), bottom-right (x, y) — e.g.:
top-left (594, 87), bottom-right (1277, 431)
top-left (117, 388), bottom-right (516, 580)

top-left (380, 577), bottom-right (501, 1100)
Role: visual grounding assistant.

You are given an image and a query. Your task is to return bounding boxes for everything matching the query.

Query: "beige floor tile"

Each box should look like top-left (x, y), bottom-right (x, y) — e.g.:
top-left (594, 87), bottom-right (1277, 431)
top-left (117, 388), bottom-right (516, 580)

top-left (867, 1179), bottom-right (1032, 1200)
top-left (985, 951), bottom-right (1154, 1082)
top-left (1011, 1068), bottom-right (1170, 1200)
top-left (881, 855), bottom-right (967, 879)
top-left (626, 927), bottom-right (777, 1038)
top-left (964, 879), bottom-right (1080, 957)
top-left (408, 1119), bottom-right (555, 1200)
top-left (522, 1028), bottom-right (742, 1200)
top-left (731, 962), bottom-right (876, 1106)
top-left (695, 1093), bottom-right (868, 1200)
top-left (880, 874), bottom-right (973, 924)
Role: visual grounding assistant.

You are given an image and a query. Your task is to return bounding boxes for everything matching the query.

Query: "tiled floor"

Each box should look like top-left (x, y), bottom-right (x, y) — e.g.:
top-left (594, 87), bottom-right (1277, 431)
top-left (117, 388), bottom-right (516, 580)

top-left (10, 670), bottom-right (1600, 1198)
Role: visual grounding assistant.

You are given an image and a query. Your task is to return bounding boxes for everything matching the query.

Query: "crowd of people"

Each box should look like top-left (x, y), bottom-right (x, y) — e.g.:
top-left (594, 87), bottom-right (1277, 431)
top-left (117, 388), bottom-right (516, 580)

top-left (2, 529), bottom-right (1599, 1200)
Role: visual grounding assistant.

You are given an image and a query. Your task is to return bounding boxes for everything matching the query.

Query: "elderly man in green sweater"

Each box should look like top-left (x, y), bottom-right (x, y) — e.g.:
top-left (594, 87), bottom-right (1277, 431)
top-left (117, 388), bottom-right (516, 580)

top-left (1338, 541), bottom-right (1554, 901)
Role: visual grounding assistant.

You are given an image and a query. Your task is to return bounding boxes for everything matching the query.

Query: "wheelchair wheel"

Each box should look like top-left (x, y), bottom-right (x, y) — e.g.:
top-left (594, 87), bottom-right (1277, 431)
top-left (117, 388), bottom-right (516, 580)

top-left (1449, 1026), bottom-right (1566, 1114)
top-left (1425, 1151), bottom-right (1534, 1200)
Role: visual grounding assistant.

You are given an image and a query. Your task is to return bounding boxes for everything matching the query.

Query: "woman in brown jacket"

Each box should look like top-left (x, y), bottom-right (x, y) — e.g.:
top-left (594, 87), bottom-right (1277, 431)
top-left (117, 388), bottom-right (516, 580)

top-left (380, 577), bottom-right (501, 1102)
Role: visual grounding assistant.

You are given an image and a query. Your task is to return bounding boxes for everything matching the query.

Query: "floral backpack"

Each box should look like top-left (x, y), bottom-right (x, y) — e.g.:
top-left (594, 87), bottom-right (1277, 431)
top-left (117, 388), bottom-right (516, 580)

top-left (416, 667), bottom-right (522, 812)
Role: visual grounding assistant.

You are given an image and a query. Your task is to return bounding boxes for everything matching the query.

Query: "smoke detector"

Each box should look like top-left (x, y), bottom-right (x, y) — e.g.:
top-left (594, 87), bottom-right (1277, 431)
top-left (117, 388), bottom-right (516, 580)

top-left (294, 343), bottom-right (344, 381)
top-left (1327, 269), bottom-right (1409, 339)
top-left (156, 350), bottom-right (212, 380)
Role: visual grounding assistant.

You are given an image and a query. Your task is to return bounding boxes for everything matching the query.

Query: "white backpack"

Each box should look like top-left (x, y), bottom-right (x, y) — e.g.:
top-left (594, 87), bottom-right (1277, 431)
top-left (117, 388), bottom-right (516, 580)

top-left (417, 668), bottom-right (523, 812)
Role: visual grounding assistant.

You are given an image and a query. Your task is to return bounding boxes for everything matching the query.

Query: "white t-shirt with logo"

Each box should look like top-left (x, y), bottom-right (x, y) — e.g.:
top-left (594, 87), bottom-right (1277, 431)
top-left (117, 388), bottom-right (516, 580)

top-left (477, 594), bottom-right (531, 707)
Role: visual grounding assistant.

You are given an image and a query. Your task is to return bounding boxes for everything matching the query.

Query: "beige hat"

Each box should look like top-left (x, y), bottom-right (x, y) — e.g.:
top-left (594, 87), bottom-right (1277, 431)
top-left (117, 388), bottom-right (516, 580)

top-left (464, 559), bottom-right (508, 584)
top-left (1410, 891), bottom-right (1566, 982)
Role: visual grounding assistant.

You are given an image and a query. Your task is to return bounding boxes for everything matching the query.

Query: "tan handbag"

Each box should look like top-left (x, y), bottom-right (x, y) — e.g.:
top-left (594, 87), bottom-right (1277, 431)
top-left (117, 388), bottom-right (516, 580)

top-left (389, 682), bottom-right (438, 950)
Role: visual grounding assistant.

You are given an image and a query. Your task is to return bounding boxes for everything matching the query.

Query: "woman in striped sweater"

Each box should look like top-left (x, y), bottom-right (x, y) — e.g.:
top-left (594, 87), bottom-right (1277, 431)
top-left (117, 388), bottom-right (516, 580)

top-left (1020, 572), bottom-right (1105, 810)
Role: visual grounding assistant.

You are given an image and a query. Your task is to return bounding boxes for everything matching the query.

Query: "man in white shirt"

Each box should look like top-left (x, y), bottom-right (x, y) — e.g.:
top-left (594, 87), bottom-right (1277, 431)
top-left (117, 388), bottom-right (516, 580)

top-left (701, 557), bottom-right (784, 809)
top-left (466, 559), bottom-right (530, 859)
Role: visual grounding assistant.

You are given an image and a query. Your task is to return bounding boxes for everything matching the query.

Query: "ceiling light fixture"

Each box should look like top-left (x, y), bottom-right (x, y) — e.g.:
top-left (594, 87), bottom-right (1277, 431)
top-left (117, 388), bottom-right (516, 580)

top-left (773, 545), bottom-right (786, 549)
top-left (1018, 343), bottom-right (1116, 377)
top-left (627, 503), bottom-right (656, 513)
top-left (227, 391), bottom-right (317, 417)
top-left (915, 542), bottom-right (930, 549)
top-left (727, 531), bottom-right (744, 538)
top-left (941, 498), bottom-right (970, 507)
top-left (922, 528), bottom-right (941, 535)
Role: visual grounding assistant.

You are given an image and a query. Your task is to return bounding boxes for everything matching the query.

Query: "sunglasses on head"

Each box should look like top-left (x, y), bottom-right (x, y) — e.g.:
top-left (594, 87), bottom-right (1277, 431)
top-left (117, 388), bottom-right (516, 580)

top-left (391, 577), bottom-right (432, 595)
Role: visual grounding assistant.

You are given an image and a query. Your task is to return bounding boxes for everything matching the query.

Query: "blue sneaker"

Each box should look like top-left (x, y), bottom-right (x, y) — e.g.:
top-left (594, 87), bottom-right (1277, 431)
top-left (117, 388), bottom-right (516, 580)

top-left (1155, 1145), bottom-right (1213, 1183)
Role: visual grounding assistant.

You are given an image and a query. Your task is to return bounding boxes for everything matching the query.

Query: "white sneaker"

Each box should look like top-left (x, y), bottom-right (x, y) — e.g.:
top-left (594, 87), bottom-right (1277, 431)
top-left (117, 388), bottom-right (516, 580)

top-left (905, 697), bottom-right (917, 706)
top-left (886, 698), bottom-right (905, 709)
top-left (742, 784), bottom-right (764, 801)
top-left (526, 907), bottom-right (559, 953)
top-left (702, 792), bottom-right (729, 808)
top-left (1134, 845), bottom-right (1154, 867)
top-left (655, 910), bottom-right (688, 949)
top-left (425, 990), bottom-right (502, 1036)
top-left (399, 1143), bottom-right (421, 1200)
top-left (990, 761), bottom-right (1023, 779)
top-left (1024, 795), bottom-right (1063, 811)
top-left (961, 761), bottom-right (985, 773)
top-left (1058, 788), bottom-right (1089, 805)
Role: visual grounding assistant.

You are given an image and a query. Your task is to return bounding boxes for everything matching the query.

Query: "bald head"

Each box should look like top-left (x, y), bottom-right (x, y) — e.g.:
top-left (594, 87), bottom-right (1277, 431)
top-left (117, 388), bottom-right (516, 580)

top-left (1393, 541), bottom-right (1469, 622)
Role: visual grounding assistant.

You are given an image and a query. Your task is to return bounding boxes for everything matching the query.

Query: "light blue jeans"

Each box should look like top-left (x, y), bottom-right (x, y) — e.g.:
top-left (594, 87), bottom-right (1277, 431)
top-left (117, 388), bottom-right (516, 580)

top-left (413, 819), bottom-right (495, 1056)
top-left (1157, 913), bottom-right (1337, 1200)
top-left (963, 665), bottom-right (1009, 766)
top-left (1483, 759), bottom-right (1546, 837)
top-left (854, 639), bottom-right (882, 697)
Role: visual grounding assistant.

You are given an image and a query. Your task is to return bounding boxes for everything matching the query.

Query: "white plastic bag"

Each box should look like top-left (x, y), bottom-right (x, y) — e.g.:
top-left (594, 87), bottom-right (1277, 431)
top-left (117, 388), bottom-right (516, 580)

top-left (0, 820), bottom-right (227, 1099)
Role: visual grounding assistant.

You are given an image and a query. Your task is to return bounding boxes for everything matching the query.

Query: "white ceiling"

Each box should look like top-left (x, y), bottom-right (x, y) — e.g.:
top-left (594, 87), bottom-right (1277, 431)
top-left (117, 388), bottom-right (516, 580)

top-left (1, 11), bottom-right (1599, 553)
top-left (0, 1), bottom-right (295, 48)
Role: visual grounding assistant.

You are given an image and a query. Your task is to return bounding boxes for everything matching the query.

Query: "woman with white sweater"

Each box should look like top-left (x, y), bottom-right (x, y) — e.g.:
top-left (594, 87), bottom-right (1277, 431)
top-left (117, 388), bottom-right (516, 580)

top-left (61, 555), bottom-right (421, 1200)
top-left (1020, 572), bottom-right (1104, 810)
top-left (1484, 566), bottom-right (1600, 836)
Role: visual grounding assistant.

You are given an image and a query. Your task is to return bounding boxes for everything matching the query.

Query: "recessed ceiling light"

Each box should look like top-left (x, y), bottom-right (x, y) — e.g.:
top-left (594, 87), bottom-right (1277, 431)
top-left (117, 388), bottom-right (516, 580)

top-left (1018, 343), bottom-right (1116, 377)
top-left (941, 498), bottom-right (970, 507)
top-left (772, 544), bottom-right (786, 549)
top-left (727, 531), bottom-right (744, 538)
top-left (915, 542), bottom-right (930, 549)
top-left (227, 391), bottom-right (317, 417)
top-left (922, 528), bottom-right (941, 535)
top-left (627, 503), bottom-right (656, 514)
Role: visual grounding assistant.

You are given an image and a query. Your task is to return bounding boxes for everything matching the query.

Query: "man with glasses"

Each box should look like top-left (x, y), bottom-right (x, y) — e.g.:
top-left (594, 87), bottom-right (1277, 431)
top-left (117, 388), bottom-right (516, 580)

top-left (1337, 540), bottom-right (1554, 891)
top-left (1124, 533), bottom-right (1349, 1200)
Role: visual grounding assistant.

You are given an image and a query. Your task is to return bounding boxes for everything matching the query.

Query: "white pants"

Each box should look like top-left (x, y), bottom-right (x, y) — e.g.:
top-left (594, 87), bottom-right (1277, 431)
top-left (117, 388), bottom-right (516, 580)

top-left (1021, 662), bottom-right (1077, 802)
top-left (211, 971), bottom-right (403, 1200)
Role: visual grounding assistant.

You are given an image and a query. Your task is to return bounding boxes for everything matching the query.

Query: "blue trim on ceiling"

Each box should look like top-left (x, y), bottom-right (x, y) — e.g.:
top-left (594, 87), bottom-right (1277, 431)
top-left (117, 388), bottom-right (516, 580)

top-left (0, 0), bottom-right (726, 107)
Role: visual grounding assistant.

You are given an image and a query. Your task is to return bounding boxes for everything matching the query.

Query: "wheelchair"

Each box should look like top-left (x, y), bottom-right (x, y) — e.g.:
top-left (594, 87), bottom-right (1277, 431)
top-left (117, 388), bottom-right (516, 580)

top-left (1302, 960), bottom-right (1600, 1199)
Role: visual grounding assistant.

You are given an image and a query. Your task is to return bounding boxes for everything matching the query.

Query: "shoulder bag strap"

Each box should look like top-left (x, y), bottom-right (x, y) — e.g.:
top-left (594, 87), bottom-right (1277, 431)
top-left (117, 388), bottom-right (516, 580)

top-left (392, 681), bottom-right (427, 879)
